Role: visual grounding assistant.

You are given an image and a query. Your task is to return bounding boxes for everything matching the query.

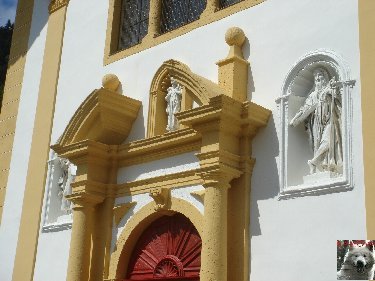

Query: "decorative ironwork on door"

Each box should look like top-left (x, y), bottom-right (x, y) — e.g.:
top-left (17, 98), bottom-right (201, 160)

top-left (125, 213), bottom-right (201, 280)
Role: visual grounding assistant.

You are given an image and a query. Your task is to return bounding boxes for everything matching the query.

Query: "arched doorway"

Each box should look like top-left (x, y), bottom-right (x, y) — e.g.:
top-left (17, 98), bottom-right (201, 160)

top-left (124, 213), bottom-right (201, 281)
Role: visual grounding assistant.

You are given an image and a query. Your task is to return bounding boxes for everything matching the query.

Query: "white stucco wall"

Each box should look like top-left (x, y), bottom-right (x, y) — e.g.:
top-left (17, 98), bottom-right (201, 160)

top-left (20, 0), bottom-right (366, 280)
top-left (117, 152), bottom-right (200, 183)
top-left (0, 0), bottom-right (49, 279)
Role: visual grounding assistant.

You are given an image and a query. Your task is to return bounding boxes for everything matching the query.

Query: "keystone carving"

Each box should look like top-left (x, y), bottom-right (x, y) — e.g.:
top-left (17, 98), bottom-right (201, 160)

top-left (150, 187), bottom-right (170, 211)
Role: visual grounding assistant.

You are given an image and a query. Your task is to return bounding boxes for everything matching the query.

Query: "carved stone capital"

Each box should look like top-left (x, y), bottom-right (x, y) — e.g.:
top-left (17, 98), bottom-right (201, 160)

top-left (49, 0), bottom-right (70, 14)
top-left (149, 187), bottom-right (170, 211)
top-left (66, 192), bottom-right (104, 209)
top-left (66, 180), bottom-right (106, 208)
top-left (196, 165), bottom-right (242, 190)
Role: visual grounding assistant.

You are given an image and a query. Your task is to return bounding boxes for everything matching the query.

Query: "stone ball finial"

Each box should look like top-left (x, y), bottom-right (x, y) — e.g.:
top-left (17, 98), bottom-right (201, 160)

top-left (225, 27), bottom-right (246, 47)
top-left (102, 74), bottom-right (120, 91)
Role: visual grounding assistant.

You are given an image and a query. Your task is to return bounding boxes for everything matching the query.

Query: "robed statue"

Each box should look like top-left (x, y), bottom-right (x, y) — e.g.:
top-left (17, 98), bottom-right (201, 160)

top-left (57, 158), bottom-right (76, 213)
top-left (290, 67), bottom-right (343, 174)
top-left (165, 77), bottom-right (182, 131)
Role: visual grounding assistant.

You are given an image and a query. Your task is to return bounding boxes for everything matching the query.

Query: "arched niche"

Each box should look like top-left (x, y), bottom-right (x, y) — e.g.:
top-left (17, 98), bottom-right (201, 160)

top-left (108, 198), bottom-right (204, 280)
top-left (147, 59), bottom-right (225, 137)
top-left (276, 50), bottom-right (355, 199)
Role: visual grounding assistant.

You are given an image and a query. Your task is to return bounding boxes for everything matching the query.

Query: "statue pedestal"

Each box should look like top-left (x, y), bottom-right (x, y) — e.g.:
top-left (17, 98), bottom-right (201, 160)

top-left (303, 171), bottom-right (340, 185)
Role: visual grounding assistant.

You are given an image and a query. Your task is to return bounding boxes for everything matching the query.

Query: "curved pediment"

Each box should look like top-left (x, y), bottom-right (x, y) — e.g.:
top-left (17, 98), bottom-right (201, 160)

top-left (56, 88), bottom-right (141, 147)
top-left (150, 59), bottom-right (225, 105)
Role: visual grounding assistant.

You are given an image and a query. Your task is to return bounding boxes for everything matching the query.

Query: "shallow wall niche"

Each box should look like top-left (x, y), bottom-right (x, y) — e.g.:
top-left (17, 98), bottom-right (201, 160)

top-left (42, 152), bottom-right (77, 232)
top-left (276, 50), bottom-right (356, 199)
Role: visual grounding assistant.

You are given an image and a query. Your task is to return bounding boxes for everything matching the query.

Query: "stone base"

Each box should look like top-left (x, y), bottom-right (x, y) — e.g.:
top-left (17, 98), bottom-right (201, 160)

top-left (303, 171), bottom-right (340, 185)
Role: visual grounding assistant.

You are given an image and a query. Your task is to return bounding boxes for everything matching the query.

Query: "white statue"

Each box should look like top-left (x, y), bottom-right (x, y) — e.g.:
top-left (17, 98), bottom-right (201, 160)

top-left (165, 77), bottom-right (182, 131)
top-left (290, 67), bottom-right (343, 174)
top-left (57, 158), bottom-right (76, 214)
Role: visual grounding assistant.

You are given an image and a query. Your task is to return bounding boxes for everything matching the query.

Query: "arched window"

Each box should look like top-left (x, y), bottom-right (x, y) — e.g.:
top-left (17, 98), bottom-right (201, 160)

top-left (126, 213), bottom-right (201, 280)
top-left (160, 0), bottom-right (206, 34)
top-left (119, 0), bottom-right (151, 49)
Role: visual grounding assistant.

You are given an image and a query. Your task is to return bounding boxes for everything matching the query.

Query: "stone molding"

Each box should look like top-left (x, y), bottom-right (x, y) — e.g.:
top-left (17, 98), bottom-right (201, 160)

top-left (49, 0), bottom-right (69, 14)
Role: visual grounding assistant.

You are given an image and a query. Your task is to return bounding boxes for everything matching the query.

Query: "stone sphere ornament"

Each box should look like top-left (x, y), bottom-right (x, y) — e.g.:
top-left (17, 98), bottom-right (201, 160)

top-left (225, 27), bottom-right (246, 47)
top-left (102, 74), bottom-right (120, 91)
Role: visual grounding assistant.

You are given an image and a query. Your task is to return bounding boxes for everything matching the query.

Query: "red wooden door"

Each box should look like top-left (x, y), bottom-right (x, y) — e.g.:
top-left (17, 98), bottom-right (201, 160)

top-left (125, 213), bottom-right (201, 281)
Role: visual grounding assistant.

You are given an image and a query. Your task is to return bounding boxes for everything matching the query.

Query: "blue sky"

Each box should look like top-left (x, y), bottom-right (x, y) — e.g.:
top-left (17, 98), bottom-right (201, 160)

top-left (0, 0), bottom-right (18, 26)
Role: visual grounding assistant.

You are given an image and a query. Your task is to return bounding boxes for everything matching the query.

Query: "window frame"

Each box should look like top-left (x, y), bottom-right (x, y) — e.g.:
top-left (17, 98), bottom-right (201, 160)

top-left (104, 0), bottom-right (265, 65)
top-left (118, 0), bottom-right (150, 50)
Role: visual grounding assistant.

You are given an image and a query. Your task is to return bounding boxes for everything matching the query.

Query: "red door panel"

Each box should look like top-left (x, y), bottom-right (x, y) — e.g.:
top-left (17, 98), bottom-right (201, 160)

top-left (125, 213), bottom-right (201, 280)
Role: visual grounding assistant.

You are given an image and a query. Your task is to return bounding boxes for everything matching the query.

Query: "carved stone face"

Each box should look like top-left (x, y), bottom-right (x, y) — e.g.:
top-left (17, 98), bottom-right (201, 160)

top-left (313, 68), bottom-right (328, 90)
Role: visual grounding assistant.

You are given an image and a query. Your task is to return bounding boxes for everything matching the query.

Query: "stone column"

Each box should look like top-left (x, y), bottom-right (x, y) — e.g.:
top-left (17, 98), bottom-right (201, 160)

top-left (199, 176), bottom-right (230, 281)
top-left (90, 193), bottom-right (115, 281)
top-left (147, 0), bottom-right (162, 37)
top-left (66, 194), bottom-right (103, 281)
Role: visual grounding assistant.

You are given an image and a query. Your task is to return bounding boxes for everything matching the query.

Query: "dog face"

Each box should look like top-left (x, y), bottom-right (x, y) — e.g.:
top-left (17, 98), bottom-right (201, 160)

top-left (346, 244), bottom-right (375, 274)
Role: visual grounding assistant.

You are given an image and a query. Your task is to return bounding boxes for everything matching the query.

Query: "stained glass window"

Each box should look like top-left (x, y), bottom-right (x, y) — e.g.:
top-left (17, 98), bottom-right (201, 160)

top-left (119, 0), bottom-right (150, 50)
top-left (160, 0), bottom-right (206, 34)
top-left (219, 0), bottom-right (243, 9)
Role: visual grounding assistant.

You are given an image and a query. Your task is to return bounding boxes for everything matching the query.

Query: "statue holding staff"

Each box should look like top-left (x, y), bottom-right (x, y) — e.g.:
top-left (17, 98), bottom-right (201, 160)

top-left (290, 67), bottom-right (343, 174)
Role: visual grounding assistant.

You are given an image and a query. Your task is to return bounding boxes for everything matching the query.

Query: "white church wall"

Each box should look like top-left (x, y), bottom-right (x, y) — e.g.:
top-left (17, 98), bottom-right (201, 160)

top-left (0, 0), bottom-right (50, 279)
top-left (30, 0), bottom-right (365, 280)
top-left (248, 1), bottom-right (365, 281)
top-left (33, 229), bottom-right (72, 281)
top-left (117, 152), bottom-right (200, 183)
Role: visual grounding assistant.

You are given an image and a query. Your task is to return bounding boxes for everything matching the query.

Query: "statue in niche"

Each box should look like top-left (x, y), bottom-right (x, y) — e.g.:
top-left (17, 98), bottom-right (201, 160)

top-left (57, 157), bottom-right (76, 214)
top-left (290, 67), bottom-right (343, 175)
top-left (165, 77), bottom-right (182, 131)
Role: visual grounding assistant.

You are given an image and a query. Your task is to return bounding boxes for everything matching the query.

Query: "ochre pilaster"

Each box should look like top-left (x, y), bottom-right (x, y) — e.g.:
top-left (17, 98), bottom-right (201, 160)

top-left (12, 5), bottom-right (69, 280)
top-left (0, 0), bottom-right (34, 222)
top-left (359, 0), bottom-right (375, 239)
top-left (197, 168), bottom-right (238, 281)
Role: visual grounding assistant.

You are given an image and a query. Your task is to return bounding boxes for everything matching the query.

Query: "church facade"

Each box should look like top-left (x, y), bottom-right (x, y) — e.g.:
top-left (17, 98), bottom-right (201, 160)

top-left (0, 0), bottom-right (374, 280)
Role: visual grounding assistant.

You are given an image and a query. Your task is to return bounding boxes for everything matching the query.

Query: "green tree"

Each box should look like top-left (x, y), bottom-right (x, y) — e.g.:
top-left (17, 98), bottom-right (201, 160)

top-left (0, 20), bottom-right (14, 111)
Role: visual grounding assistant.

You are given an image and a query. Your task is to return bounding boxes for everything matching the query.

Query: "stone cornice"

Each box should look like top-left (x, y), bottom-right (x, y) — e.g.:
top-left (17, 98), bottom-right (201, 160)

top-left (56, 88), bottom-right (141, 147)
top-left (67, 180), bottom-right (110, 207)
top-left (118, 128), bottom-right (201, 166)
top-left (51, 139), bottom-right (116, 166)
top-left (117, 168), bottom-right (203, 197)
top-left (49, 0), bottom-right (69, 14)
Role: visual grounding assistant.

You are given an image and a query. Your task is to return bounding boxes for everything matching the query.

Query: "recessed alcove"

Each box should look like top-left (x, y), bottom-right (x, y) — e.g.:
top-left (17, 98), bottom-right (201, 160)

top-left (42, 152), bottom-right (76, 232)
top-left (276, 50), bottom-right (355, 199)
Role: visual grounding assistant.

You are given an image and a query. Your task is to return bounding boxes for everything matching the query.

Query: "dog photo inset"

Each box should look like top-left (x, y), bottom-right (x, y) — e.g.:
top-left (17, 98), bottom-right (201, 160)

top-left (337, 240), bottom-right (375, 280)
